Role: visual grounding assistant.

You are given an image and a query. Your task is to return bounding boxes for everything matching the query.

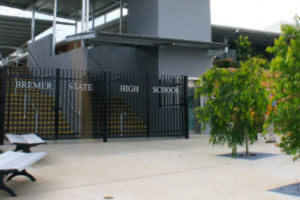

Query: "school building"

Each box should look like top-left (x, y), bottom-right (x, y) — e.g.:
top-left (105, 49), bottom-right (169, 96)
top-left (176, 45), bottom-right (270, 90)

top-left (0, 0), bottom-right (279, 142)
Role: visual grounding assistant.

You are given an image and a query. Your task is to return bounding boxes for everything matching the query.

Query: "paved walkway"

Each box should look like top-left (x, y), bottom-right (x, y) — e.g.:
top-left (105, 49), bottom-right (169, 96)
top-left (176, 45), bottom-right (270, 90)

top-left (1, 134), bottom-right (300, 200)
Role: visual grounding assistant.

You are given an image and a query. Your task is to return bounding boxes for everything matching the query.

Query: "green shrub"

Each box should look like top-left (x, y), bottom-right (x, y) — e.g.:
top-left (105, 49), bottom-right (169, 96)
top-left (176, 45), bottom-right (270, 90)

top-left (213, 58), bottom-right (234, 68)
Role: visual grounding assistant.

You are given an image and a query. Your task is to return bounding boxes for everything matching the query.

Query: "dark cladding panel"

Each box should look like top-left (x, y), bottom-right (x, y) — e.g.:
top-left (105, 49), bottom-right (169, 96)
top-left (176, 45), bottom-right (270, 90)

top-left (87, 45), bottom-right (158, 74)
top-left (127, 0), bottom-right (158, 36)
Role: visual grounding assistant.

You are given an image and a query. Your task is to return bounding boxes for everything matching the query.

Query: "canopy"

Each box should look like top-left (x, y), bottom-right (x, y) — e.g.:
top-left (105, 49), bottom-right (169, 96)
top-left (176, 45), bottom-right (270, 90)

top-left (0, 0), bottom-right (125, 20)
top-left (66, 31), bottom-right (226, 49)
top-left (0, 15), bottom-right (52, 58)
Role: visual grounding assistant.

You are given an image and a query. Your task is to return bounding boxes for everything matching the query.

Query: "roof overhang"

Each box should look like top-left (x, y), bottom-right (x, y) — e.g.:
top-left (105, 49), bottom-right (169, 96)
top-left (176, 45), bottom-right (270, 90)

top-left (211, 24), bottom-right (280, 46)
top-left (0, 15), bottom-right (52, 58)
top-left (0, 0), bottom-right (126, 20)
top-left (65, 31), bottom-right (227, 49)
top-left (94, 16), bottom-right (280, 47)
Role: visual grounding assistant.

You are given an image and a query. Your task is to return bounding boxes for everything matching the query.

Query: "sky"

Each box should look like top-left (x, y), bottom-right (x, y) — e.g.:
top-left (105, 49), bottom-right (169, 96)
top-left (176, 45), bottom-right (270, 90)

top-left (0, 0), bottom-right (299, 41)
top-left (211, 0), bottom-right (300, 31)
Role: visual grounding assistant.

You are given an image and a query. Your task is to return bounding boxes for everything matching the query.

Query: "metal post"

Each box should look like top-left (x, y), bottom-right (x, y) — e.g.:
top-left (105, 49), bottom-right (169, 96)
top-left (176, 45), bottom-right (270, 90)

top-left (52, 0), bottom-right (58, 56)
top-left (224, 36), bottom-right (228, 58)
top-left (146, 73), bottom-right (150, 137)
top-left (92, 0), bottom-right (95, 30)
top-left (55, 69), bottom-right (60, 139)
top-left (31, 8), bottom-right (36, 42)
top-left (14, 77), bottom-right (17, 96)
top-left (183, 76), bottom-right (189, 139)
top-left (35, 112), bottom-right (39, 134)
top-left (75, 20), bottom-right (78, 34)
top-left (86, 0), bottom-right (90, 31)
top-left (0, 68), bottom-right (7, 145)
top-left (0, 53), bottom-right (2, 67)
top-left (119, 0), bottom-right (123, 33)
top-left (103, 72), bottom-right (107, 142)
top-left (23, 89), bottom-right (27, 118)
top-left (120, 113), bottom-right (123, 136)
top-left (103, 72), bottom-right (109, 142)
top-left (81, 0), bottom-right (86, 47)
top-left (81, 0), bottom-right (86, 33)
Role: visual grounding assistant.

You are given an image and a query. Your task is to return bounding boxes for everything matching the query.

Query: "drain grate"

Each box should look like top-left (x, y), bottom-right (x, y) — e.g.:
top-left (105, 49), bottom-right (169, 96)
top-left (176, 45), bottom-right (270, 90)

top-left (103, 196), bottom-right (114, 200)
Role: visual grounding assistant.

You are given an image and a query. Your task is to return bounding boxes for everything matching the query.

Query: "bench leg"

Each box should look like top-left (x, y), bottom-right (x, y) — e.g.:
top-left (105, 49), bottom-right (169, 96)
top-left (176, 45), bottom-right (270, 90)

top-left (6, 170), bottom-right (36, 182)
top-left (0, 174), bottom-right (16, 197)
top-left (15, 145), bottom-right (31, 153)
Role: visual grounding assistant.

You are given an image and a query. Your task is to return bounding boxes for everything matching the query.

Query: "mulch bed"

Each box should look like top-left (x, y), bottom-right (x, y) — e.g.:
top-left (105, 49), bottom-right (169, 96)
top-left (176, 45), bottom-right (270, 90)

top-left (219, 152), bottom-right (278, 160)
top-left (270, 182), bottom-right (300, 197)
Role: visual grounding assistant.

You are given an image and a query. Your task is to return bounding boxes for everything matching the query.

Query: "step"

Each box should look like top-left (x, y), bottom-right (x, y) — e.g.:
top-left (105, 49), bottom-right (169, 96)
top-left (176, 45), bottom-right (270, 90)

top-left (4, 121), bottom-right (69, 125)
top-left (4, 116), bottom-right (65, 120)
top-left (5, 102), bottom-right (54, 106)
top-left (108, 121), bottom-right (145, 124)
top-left (109, 125), bottom-right (147, 129)
top-left (5, 97), bottom-right (54, 102)
top-left (7, 132), bottom-right (74, 135)
top-left (7, 127), bottom-right (72, 131)
top-left (5, 108), bottom-right (53, 111)
top-left (108, 112), bottom-right (137, 116)
top-left (5, 92), bottom-right (42, 97)
top-left (5, 111), bottom-right (65, 115)
top-left (36, 132), bottom-right (74, 135)
top-left (108, 130), bottom-right (147, 134)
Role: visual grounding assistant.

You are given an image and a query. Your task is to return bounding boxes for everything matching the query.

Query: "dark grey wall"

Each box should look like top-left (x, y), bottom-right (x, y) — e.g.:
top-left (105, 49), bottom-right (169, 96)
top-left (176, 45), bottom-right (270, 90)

top-left (28, 35), bottom-right (158, 74)
top-left (127, 0), bottom-right (211, 42)
top-left (158, 46), bottom-right (212, 77)
top-left (88, 45), bottom-right (158, 74)
top-left (127, 0), bottom-right (158, 36)
top-left (28, 35), bottom-right (87, 70)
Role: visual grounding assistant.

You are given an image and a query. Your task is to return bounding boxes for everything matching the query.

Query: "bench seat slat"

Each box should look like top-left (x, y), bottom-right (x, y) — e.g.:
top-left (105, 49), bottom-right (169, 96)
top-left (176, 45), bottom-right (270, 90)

top-left (6, 134), bottom-right (46, 145)
top-left (23, 134), bottom-right (45, 144)
top-left (0, 151), bottom-right (47, 172)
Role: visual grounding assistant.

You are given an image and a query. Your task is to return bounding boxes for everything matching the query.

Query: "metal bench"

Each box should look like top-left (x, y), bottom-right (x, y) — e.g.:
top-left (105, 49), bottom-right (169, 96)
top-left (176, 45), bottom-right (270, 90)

top-left (6, 134), bottom-right (46, 153)
top-left (0, 151), bottom-right (47, 197)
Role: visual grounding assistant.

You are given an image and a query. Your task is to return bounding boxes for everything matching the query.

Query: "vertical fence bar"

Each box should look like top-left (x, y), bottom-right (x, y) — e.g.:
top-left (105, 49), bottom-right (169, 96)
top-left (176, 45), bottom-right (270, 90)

top-left (23, 89), bottom-right (27, 118)
top-left (6, 69), bottom-right (11, 134)
top-left (103, 72), bottom-right (108, 142)
top-left (183, 76), bottom-right (189, 139)
top-left (0, 68), bottom-right (7, 144)
top-left (181, 76), bottom-right (184, 137)
top-left (146, 73), bottom-right (150, 137)
top-left (75, 70), bottom-right (79, 138)
top-left (55, 69), bottom-right (60, 140)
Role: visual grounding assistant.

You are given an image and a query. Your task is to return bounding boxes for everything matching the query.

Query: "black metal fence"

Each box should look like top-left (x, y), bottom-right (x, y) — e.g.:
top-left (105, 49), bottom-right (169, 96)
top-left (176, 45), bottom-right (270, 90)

top-left (0, 66), bottom-right (188, 143)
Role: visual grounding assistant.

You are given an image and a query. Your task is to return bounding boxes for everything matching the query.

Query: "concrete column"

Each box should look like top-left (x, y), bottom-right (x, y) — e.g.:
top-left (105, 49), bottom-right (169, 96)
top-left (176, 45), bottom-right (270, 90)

top-left (127, 0), bottom-right (211, 42)
top-left (52, 0), bottom-right (57, 56)
top-left (31, 8), bottom-right (36, 42)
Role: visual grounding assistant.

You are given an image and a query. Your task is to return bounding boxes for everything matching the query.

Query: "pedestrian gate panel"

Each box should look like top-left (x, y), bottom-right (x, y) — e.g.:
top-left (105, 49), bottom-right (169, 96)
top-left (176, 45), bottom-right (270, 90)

top-left (0, 66), bottom-right (188, 143)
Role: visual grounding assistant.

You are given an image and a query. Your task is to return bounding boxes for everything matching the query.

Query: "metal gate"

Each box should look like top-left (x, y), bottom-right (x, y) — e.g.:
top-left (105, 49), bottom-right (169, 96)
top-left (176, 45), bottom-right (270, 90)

top-left (0, 66), bottom-right (188, 143)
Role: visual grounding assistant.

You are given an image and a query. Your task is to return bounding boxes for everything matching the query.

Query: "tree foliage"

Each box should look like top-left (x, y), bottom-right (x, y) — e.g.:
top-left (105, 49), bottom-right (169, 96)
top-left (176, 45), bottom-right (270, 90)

top-left (266, 16), bottom-right (300, 161)
top-left (236, 36), bottom-right (252, 64)
top-left (195, 58), bottom-right (268, 156)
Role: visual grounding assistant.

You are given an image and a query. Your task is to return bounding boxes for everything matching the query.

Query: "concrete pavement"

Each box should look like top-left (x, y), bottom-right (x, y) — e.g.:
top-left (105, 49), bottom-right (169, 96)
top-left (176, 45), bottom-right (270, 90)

top-left (0, 134), bottom-right (300, 200)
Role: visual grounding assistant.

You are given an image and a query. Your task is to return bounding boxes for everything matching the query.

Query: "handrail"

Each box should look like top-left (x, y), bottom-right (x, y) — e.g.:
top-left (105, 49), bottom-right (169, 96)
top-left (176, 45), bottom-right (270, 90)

top-left (88, 54), bottom-right (104, 71)
top-left (0, 46), bottom-right (24, 67)
top-left (27, 49), bottom-right (55, 78)
top-left (27, 91), bottom-right (39, 134)
top-left (62, 81), bottom-right (81, 116)
top-left (27, 49), bottom-right (41, 74)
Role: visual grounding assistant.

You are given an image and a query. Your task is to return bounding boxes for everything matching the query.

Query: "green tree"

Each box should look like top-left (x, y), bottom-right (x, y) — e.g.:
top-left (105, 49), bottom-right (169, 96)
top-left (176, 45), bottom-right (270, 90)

top-left (236, 36), bottom-right (252, 65)
top-left (266, 16), bottom-right (300, 161)
top-left (196, 58), bottom-right (268, 157)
